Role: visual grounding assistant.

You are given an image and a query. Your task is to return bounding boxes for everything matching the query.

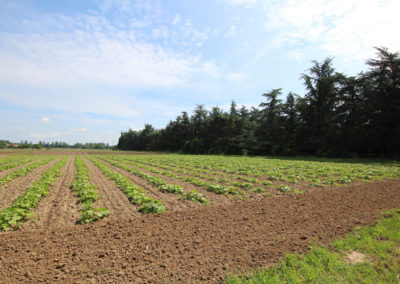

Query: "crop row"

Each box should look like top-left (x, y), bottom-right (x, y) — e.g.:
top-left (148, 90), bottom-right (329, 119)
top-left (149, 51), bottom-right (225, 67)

top-left (0, 155), bottom-right (29, 167)
top-left (126, 155), bottom-right (400, 187)
top-left (87, 157), bottom-right (165, 214)
top-left (0, 157), bottom-right (68, 231)
top-left (117, 155), bottom-right (265, 192)
top-left (109, 156), bottom-right (241, 196)
top-left (70, 156), bottom-right (110, 224)
top-left (100, 156), bottom-right (209, 204)
top-left (0, 157), bottom-right (55, 187)
top-left (0, 156), bottom-right (42, 172)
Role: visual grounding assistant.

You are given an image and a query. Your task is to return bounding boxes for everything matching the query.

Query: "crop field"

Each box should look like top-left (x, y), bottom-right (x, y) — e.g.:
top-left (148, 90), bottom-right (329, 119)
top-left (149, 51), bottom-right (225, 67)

top-left (0, 150), bottom-right (400, 283)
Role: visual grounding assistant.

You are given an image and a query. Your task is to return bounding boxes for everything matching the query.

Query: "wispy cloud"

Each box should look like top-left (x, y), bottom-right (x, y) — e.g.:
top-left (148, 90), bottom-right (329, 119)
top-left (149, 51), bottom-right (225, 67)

top-left (264, 0), bottom-right (400, 62)
top-left (0, 4), bottom-right (213, 90)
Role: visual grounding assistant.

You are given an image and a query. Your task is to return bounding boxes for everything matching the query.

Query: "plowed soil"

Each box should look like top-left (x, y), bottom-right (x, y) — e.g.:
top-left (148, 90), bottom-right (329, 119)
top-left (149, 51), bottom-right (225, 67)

top-left (21, 156), bottom-right (80, 231)
top-left (0, 158), bottom-right (60, 210)
top-left (82, 157), bottom-right (141, 220)
top-left (0, 178), bottom-right (399, 283)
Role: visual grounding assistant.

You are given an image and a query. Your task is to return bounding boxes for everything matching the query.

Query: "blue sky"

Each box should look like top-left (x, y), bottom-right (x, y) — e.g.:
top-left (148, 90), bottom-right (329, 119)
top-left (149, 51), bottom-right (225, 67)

top-left (1, 0), bottom-right (399, 145)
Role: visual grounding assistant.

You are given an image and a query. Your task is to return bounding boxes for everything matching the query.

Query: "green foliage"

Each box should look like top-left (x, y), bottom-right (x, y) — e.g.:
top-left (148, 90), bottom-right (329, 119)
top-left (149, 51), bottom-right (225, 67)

top-left (185, 190), bottom-right (209, 204)
top-left (87, 157), bottom-right (165, 214)
top-left (114, 154), bottom-right (400, 197)
top-left (70, 156), bottom-right (110, 224)
top-left (101, 157), bottom-right (185, 196)
top-left (0, 157), bottom-right (68, 231)
top-left (138, 200), bottom-right (165, 214)
top-left (278, 185), bottom-right (292, 193)
top-left (117, 48), bottom-right (400, 159)
top-left (0, 157), bottom-right (55, 187)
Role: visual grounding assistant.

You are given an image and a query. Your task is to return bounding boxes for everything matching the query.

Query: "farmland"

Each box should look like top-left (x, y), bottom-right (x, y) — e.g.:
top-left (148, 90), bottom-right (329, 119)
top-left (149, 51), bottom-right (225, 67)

top-left (0, 150), bottom-right (400, 282)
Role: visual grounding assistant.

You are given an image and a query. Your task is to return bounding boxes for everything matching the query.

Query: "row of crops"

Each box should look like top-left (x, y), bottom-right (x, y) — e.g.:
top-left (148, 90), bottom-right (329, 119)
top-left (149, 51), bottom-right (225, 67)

top-left (112, 154), bottom-right (400, 187)
top-left (0, 153), bottom-right (399, 231)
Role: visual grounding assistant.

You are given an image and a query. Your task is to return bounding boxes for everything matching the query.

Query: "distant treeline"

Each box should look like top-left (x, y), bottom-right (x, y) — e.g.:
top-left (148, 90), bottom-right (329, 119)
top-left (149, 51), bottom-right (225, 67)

top-left (117, 47), bottom-right (400, 158)
top-left (0, 140), bottom-right (113, 150)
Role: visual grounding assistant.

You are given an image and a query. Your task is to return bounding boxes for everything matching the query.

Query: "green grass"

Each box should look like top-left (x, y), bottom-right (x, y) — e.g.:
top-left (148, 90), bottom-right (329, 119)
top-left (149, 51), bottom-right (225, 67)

top-left (226, 209), bottom-right (400, 283)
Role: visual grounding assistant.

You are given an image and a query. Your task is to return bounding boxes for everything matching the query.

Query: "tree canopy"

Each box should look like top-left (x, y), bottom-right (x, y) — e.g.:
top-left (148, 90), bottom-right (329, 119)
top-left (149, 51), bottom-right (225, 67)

top-left (118, 48), bottom-right (400, 158)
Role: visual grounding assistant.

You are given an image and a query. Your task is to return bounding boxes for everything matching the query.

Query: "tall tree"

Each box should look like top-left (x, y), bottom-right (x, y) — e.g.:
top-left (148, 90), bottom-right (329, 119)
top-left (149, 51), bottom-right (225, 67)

top-left (300, 58), bottom-right (341, 155)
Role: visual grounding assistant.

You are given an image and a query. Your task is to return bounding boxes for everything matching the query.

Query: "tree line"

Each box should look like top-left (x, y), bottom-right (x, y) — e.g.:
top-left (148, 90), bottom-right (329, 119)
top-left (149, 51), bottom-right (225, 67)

top-left (117, 48), bottom-right (400, 158)
top-left (0, 140), bottom-right (113, 150)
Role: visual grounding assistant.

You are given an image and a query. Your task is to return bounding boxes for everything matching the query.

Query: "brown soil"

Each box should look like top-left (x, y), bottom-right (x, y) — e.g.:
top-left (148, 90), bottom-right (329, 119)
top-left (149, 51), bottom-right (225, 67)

top-left (101, 159), bottom-right (199, 213)
top-left (82, 157), bottom-right (141, 220)
top-left (0, 178), bottom-right (399, 283)
top-left (20, 156), bottom-right (80, 231)
top-left (0, 158), bottom-right (61, 210)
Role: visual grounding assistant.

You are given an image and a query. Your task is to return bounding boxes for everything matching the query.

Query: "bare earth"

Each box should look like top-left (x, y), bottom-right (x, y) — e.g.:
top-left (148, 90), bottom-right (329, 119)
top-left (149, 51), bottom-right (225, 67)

top-left (0, 177), bottom-right (399, 283)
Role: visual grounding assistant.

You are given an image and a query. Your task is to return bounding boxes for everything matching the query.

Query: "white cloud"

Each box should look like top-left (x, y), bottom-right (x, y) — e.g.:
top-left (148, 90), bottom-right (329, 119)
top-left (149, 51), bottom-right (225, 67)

top-left (264, 0), bottom-right (400, 62)
top-left (41, 117), bottom-right (50, 123)
top-left (0, 10), bottom-right (211, 89)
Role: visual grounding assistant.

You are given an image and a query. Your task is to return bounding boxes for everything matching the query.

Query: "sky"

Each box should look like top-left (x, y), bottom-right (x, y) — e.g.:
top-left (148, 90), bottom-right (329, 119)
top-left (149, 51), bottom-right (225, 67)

top-left (0, 0), bottom-right (399, 145)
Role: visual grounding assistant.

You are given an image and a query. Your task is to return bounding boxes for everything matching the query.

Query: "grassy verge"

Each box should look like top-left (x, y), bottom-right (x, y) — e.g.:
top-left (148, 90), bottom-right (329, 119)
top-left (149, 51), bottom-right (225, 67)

top-left (227, 209), bottom-right (400, 283)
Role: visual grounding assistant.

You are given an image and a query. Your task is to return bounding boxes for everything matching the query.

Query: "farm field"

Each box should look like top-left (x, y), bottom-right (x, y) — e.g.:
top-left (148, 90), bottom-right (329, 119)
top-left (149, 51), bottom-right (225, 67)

top-left (0, 150), bottom-right (400, 282)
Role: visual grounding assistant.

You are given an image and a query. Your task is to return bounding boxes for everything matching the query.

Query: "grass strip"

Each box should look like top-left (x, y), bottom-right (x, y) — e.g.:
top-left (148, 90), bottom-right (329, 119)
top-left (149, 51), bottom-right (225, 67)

top-left (70, 156), bottom-right (109, 224)
top-left (0, 157), bottom-right (55, 187)
top-left (87, 157), bottom-right (165, 214)
top-left (227, 209), bottom-right (400, 283)
top-left (0, 157), bottom-right (68, 231)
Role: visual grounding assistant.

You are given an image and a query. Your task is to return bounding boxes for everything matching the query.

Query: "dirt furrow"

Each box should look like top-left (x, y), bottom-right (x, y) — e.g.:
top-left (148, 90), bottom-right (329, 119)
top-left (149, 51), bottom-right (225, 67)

top-left (0, 178), bottom-right (399, 283)
top-left (82, 157), bottom-right (140, 220)
top-left (0, 158), bottom-right (60, 210)
top-left (21, 156), bottom-right (80, 231)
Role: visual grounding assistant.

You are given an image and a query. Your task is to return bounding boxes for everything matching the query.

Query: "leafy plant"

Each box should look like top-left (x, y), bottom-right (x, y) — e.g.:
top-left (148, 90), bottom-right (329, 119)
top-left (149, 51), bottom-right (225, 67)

top-left (87, 157), bottom-right (165, 214)
top-left (0, 157), bottom-right (67, 231)
top-left (70, 156), bottom-right (110, 224)
top-left (185, 190), bottom-right (209, 204)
